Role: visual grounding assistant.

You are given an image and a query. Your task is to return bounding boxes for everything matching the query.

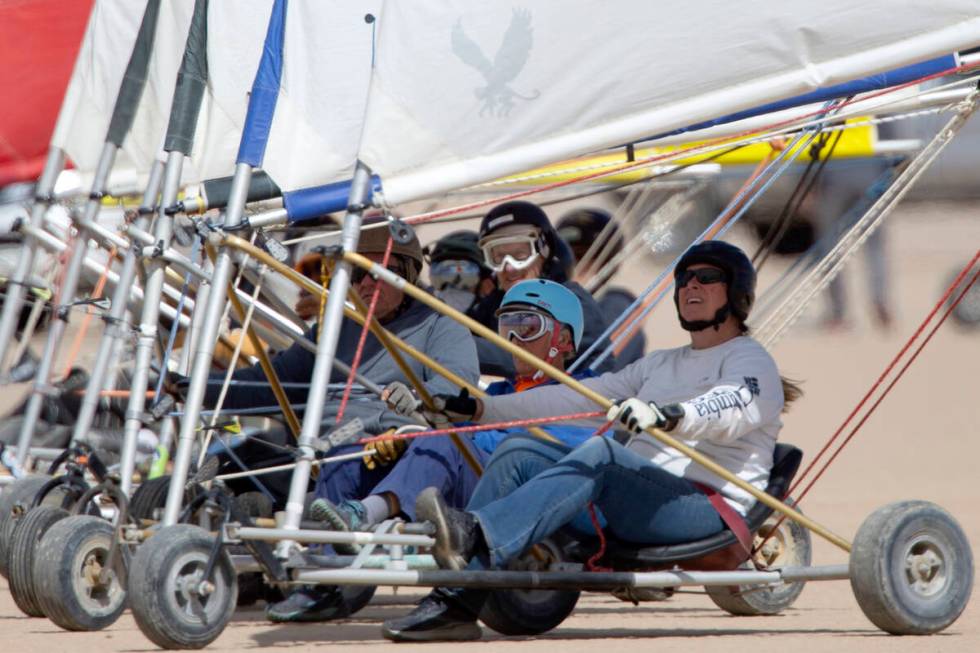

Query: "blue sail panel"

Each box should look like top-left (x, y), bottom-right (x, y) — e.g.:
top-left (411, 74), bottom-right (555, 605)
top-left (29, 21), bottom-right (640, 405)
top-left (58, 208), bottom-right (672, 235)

top-left (236, 0), bottom-right (287, 166)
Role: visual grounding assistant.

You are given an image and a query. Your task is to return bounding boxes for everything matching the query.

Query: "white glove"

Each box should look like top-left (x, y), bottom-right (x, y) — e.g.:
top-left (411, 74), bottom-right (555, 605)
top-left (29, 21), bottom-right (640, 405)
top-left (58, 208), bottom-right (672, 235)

top-left (607, 398), bottom-right (667, 434)
top-left (381, 381), bottom-right (421, 416)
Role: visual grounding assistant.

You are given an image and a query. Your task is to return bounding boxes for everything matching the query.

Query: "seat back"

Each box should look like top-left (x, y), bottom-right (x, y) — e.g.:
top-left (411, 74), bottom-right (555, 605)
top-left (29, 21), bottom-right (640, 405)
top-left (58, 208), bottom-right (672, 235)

top-left (743, 442), bottom-right (803, 532)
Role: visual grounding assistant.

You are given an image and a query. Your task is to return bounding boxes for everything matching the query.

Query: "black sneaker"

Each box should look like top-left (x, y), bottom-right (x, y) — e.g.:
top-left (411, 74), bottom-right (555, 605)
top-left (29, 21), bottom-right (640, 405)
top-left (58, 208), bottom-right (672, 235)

top-left (415, 486), bottom-right (480, 571)
top-left (309, 498), bottom-right (366, 555)
top-left (382, 591), bottom-right (482, 642)
top-left (265, 586), bottom-right (351, 623)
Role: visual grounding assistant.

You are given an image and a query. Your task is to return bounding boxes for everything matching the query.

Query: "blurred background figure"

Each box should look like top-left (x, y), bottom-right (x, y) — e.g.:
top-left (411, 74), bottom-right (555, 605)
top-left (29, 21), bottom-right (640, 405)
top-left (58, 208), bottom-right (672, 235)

top-left (557, 208), bottom-right (646, 369)
top-left (423, 230), bottom-right (496, 315)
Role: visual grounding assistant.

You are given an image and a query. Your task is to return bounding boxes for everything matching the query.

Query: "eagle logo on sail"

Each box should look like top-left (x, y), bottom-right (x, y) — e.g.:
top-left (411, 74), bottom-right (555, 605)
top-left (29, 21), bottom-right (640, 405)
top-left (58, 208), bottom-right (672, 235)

top-left (451, 9), bottom-right (541, 117)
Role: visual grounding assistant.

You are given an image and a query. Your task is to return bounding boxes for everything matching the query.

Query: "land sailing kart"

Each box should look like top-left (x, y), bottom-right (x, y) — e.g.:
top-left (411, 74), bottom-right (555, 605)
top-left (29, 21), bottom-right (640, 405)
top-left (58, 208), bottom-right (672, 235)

top-left (1, 1), bottom-right (978, 650)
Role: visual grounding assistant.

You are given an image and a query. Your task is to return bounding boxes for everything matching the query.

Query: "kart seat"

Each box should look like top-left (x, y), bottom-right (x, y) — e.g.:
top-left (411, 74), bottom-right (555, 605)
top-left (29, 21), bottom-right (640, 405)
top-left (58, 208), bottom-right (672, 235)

top-left (565, 442), bottom-right (803, 570)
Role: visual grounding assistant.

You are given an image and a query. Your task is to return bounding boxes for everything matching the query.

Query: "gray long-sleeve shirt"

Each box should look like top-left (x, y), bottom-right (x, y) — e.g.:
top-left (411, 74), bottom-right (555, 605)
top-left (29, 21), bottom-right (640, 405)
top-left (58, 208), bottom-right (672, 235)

top-left (480, 335), bottom-right (784, 513)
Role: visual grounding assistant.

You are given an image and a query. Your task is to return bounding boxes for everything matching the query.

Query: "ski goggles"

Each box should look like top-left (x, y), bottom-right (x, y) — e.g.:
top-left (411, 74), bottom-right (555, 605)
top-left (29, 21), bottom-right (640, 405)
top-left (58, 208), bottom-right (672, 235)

top-left (676, 267), bottom-right (727, 288)
top-left (429, 259), bottom-right (483, 292)
top-left (497, 310), bottom-right (556, 343)
top-left (481, 234), bottom-right (542, 272)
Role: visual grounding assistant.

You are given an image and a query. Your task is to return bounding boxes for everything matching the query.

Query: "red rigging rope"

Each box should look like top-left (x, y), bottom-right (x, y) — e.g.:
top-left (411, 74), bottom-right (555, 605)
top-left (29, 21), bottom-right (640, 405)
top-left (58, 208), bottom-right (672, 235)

top-left (336, 235), bottom-right (394, 423)
top-left (753, 251), bottom-right (980, 558)
top-left (401, 62), bottom-right (980, 227)
top-left (357, 410), bottom-right (606, 445)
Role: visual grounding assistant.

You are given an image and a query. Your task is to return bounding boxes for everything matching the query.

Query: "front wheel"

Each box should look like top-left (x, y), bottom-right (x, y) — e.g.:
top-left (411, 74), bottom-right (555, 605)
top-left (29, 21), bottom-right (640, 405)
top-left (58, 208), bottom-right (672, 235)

top-left (850, 501), bottom-right (973, 635)
top-left (128, 524), bottom-right (238, 649)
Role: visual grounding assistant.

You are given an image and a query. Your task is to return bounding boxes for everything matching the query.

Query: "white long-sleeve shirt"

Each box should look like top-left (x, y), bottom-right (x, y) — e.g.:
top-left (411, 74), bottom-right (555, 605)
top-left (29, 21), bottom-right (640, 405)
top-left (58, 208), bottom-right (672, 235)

top-left (480, 335), bottom-right (784, 514)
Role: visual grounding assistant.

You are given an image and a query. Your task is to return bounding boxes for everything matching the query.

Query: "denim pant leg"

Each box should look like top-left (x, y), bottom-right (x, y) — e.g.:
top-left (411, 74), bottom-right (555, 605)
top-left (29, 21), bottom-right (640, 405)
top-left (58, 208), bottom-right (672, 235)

top-left (313, 443), bottom-right (390, 504)
top-left (466, 434), bottom-right (572, 512)
top-left (370, 436), bottom-right (490, 520)
top-left (472, 437), bottom-right (723, 566)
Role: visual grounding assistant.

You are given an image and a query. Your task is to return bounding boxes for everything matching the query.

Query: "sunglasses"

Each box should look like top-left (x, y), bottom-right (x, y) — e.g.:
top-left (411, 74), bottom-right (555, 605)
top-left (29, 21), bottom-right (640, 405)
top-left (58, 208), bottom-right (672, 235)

top-left (429, 259), bottom-right (483, 292)
top-left (677, 267), bottom-right (727, 288)
top-left (352, 261), bottom-right (407, 284)
top-left (497, 310), bottom-right (555, 343)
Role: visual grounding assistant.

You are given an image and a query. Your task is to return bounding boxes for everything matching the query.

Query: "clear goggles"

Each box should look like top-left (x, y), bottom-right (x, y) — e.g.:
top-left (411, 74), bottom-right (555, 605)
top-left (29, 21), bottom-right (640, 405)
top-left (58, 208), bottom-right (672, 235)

top-left (497, 310), bottom-right (555, 343)
top-left (429, 259), bottom-right (483, 292)
top-left (481, 234), bottom-right (541, 272)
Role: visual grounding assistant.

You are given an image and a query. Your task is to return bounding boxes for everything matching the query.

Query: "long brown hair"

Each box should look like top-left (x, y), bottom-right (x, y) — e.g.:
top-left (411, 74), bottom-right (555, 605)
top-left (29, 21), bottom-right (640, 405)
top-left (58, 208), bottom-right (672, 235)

top-left (780, 376), bottom-right (804, 411)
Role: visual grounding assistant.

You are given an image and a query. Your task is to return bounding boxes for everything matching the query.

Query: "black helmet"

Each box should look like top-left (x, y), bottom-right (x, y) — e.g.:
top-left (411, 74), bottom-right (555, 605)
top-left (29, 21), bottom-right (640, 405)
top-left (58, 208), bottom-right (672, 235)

top-left (478, 200), bottom-right (570, 279)
top-left (426, 230), bottom-right (489, 273)
top-left (556, 208), bottom-right (624, 261)
top-left (673, 240), bottom-right (756, 331)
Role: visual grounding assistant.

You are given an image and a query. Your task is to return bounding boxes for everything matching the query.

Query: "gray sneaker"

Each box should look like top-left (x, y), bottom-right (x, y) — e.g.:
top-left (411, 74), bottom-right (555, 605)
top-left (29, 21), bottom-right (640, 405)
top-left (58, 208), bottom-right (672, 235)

top-left (309, 498), bottom-right (366, 555)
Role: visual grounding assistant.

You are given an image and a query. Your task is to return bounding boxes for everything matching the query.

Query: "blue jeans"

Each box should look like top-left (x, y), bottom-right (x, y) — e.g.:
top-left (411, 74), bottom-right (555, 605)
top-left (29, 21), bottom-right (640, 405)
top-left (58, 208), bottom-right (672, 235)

top-left (468, 435), bottom-right (724, 567)
top-left (315, 437), bottom-right (489, 520)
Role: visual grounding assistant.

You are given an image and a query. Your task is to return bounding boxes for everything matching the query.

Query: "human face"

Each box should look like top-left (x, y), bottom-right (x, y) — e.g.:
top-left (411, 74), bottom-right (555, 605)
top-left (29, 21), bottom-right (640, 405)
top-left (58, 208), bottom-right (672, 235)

top-left (498, 310), bottom-right (569, 375)
top-left (677, 263), bottom-right (728, 324)
top-left (352, 253), bottom-right (408, 321)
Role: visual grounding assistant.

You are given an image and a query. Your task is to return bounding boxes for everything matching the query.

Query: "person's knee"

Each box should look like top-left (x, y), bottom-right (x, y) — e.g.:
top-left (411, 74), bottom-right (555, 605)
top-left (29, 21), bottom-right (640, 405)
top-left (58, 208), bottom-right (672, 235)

top-left (574, 436), bottom-right (619, 467)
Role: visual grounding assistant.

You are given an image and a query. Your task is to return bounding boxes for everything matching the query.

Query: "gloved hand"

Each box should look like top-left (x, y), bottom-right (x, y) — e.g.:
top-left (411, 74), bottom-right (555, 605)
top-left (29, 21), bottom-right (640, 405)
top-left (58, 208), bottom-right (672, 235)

top-left (381, 381), bottom-right (421, 416)
top-left (424, 388), bottom-right (479, 424)
top-left (363, 428), bottom-right (407, 470)
top-left (607, 397), bottom-right (677, 434)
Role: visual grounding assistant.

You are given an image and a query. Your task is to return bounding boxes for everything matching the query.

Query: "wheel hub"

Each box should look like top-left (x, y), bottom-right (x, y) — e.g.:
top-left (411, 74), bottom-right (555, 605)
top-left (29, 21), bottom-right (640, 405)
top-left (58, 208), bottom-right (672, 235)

top-left (903, 538), bottom-right (946, 597)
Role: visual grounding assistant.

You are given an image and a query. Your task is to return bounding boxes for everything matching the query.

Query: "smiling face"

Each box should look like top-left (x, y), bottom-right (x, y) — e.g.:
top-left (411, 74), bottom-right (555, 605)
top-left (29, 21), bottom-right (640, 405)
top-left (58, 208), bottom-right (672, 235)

top-left (677, 263), bottom-right (729, 324)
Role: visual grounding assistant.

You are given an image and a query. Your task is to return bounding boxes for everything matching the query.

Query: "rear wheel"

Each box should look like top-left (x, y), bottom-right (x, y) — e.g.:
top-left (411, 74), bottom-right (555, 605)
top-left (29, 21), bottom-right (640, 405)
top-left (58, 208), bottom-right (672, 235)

top-left (706, 508), bottom-right (812, 616)
top-left (0, 475), bottom-right (52, 578)
top-left (479, 539), bottom-right (580, 635)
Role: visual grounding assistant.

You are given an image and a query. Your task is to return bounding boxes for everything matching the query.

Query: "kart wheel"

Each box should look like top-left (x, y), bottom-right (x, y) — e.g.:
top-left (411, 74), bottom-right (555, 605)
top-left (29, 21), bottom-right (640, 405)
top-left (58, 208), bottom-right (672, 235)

top-left (8, 505), bottom-right (69, 617)
top-left (706, 508), bottom-right (813, 616)
top-left (946, 264), bottom-right (980, 328)
top-left (129, 524), bottom-right (237, 649)
top-left (34, 515), bottom-right (127, 631)
top-left (479, 539), bottom-right (580, 635)
top-left (0, 475), bottom-right (53, 578)
top-left (850, 501), bottom-right (973, 635)
top-left (128, 475), bottom-right (176, 523)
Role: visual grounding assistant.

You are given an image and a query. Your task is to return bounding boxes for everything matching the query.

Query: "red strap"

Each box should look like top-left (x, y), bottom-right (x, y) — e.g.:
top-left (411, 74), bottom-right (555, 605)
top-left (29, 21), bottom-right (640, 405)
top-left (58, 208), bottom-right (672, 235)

top-left (694, 482), bottom-right (752, 555)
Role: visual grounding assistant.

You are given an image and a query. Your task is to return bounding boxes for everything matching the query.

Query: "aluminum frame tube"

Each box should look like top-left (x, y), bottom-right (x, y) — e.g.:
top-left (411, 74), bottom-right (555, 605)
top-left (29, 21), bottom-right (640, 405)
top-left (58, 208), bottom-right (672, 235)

top-left (297, 563), bottom-right (851, 590)
top-left (0, 149), bottom-right (66, 373)
top-left (161, 162), bottom-right (253, 526)
top-left (120, 152), bottom-right (185, 496)
top-left (274, 162), bottom-right (372, 557)
top-left (65, 161), bottom-right (163, 488)
top-left (232, 526), bottom-right (433, 548)
top-left (12, 142), bottom-right (117, 471)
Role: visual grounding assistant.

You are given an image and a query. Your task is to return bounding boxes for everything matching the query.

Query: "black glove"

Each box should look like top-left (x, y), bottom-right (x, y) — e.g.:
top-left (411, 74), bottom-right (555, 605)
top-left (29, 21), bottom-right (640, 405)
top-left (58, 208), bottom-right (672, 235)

top-left (425, 388), bottom-right (478, 423)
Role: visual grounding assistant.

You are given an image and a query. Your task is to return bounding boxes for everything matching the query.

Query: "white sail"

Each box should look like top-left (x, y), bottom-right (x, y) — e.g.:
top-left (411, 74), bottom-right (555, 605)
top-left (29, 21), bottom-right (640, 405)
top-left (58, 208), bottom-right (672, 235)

top-left (355, 1), bottom-right (980, 206)
top-left (51, 1), bottom-right (192, 175)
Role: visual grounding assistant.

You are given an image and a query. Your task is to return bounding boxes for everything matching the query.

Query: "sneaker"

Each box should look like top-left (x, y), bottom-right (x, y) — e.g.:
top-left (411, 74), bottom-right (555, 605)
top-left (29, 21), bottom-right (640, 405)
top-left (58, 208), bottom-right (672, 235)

top-left (265, 586), bottom-right (352, 623)
top-left (611, 586), bottom-right (675, 603)
top-left (382, 590), bottom-right (482, 642)
top-left (309, 498), bottom-right (366, 555)
top-left (415, 486), bottom-right (480, 571)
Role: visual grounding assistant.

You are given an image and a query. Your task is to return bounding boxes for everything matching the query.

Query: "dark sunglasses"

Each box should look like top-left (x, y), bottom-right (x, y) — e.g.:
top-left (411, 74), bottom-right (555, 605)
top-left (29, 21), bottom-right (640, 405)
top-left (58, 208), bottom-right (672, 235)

top-left (352, 261), bottom-right (407, 284)
top-left (677, 267), bottom-right (727, 288)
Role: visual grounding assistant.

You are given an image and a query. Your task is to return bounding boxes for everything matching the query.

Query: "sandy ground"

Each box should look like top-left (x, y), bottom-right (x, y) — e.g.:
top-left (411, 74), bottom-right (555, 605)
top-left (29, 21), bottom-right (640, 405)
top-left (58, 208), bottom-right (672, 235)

top-left (0, 199), bottom-right (978, 651)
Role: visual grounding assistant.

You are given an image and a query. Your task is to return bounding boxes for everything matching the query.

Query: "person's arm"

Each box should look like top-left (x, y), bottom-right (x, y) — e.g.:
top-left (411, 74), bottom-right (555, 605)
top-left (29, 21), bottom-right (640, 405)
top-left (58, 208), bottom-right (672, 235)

top-left (671, 346), bottom-right (783, 444)
top-left (480, 355), bottom-right (648, 423)
top-left (422, 315), bottom-right (481, 397)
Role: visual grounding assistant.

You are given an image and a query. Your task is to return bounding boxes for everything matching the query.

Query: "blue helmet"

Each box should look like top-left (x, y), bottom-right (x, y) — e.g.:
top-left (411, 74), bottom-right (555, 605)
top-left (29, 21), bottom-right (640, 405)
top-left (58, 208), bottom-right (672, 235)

top-left (497, 279), bottom-right (584, 350)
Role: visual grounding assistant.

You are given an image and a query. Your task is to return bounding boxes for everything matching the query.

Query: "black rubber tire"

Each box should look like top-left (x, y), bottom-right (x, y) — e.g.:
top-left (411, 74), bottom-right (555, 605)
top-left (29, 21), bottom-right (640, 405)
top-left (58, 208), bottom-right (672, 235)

top-left (706, 509), bottom-right (813, 616)
top-left (128, 524), bottom-right (238, 649)
top-left (128, 475), bottom-right (176, 523)
top-left (945, 264), bottom-right (980, 328)
top-left (850, 500), bottom-right (973, 635)
top-left (0, 475), bottom-right (53, 578)
top-left (8, 505), bottom-right (70, 617)
top-left (479, 540), bottom-right (579, 636)
top-left (34, 515), bottom-right (128, 631)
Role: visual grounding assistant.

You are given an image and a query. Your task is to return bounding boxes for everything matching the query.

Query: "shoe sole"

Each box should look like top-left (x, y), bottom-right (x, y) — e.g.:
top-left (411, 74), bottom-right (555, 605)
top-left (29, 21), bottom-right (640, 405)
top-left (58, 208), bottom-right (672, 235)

top-left (309, 499), bottom-right (360, 555)
top-left (381, 622), bottom-right (482, 642)
top-left (415, 487), bottom-right (466, 571)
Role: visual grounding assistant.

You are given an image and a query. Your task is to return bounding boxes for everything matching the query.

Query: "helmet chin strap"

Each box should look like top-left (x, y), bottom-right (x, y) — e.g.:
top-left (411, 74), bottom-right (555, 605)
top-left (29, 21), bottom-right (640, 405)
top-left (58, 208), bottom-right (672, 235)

top-left (679, 303), bottom-right (730, 332)
top-left (530, 326), bottom-right (572, 382)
